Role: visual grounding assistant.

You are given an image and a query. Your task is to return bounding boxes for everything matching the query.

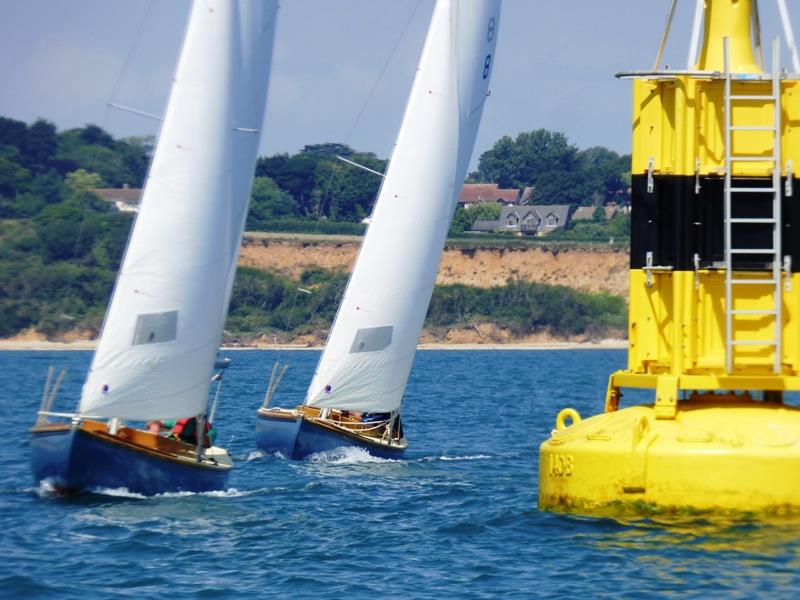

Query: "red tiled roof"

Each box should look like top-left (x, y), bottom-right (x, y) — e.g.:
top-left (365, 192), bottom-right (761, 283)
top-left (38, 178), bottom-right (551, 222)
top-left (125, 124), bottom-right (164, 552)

top-left (458, 183), bottom-right (519, 204)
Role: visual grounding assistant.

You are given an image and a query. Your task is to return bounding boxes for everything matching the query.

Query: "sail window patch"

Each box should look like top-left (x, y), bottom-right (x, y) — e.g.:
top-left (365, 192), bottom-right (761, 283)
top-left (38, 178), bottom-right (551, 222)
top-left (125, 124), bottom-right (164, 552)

top-left (132, 311), bottom-right (178, 345)
top-left (349, 326), bottom-right (393, 353)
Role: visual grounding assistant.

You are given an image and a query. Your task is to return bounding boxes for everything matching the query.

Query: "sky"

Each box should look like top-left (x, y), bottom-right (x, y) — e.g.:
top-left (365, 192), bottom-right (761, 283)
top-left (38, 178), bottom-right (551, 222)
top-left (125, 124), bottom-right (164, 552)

top-left (2, 0), bottom-right (799, 165)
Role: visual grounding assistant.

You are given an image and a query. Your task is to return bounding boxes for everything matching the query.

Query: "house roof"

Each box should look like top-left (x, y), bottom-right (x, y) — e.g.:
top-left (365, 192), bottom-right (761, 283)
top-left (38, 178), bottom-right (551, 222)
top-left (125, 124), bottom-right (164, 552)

top-left (92, 187), bottom-right (143, 205)
top-left (471, 219), bottom-right (500, 232)
top-left (498, 204), bottom-right (571, 227)
top-left (471, 204), bottom-right (572, 233)
top-left (571, 206), bottom-right (596, 221)
top-left (458, 183), bottom-right (519, 204)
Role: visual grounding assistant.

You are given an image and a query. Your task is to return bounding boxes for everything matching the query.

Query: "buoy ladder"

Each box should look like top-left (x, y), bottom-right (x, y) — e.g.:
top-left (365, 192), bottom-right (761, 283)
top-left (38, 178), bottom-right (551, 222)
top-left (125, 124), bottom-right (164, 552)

top-left (723, 37), bottom-right (784, 375)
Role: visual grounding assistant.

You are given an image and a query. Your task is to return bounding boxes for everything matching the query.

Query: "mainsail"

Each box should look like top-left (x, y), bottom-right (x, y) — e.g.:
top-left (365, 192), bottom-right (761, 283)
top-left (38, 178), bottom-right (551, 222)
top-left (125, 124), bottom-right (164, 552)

top-left (305, 0), bottom-right (501, 413)
top-left (79, 0), bottom-right (277, 421)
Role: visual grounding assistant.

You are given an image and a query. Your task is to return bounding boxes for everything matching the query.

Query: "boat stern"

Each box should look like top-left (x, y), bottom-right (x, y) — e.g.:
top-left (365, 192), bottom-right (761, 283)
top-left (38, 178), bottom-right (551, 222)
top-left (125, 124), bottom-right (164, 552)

top-left (255, 407), bottom-right (302, 457)
top-left (30, 422), bottom-right (81, 493)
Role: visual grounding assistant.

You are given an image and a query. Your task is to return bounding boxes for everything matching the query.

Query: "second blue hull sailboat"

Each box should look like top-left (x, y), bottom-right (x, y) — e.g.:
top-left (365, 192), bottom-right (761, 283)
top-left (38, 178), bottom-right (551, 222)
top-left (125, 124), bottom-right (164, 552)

top-left (255, 0), bottom-right (501, 459)
top-left (256, 406), bottom-right (405, 459)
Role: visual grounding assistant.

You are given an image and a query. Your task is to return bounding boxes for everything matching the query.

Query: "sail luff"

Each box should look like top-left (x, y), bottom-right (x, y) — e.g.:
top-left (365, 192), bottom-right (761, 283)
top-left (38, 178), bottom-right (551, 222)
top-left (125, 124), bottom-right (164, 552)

top-left (79, 0), bottom-right (277, 421)
top-left (305, 0), bottom-right (501, 413)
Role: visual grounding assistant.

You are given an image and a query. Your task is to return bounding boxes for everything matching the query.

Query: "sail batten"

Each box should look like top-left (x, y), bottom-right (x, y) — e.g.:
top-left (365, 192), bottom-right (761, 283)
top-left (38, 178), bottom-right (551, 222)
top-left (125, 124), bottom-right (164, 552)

top-left (79, 0), bottom-right (277, 421)
top-left (306, 0), bottom-right (501, 414)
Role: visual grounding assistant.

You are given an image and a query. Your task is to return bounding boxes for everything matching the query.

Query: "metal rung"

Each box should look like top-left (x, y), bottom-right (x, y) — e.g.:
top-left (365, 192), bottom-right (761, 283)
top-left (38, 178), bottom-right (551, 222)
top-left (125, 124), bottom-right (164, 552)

top-left (729, 94), bottom-right (777, 101)
top-left (723, 37), bottom-right (783, 377)
top-left (730, 278), bottom-right (778, 285)
top-left (729, 218), bottom-right (777, 224)
top-left (730, 125), bottom-right (776, 131)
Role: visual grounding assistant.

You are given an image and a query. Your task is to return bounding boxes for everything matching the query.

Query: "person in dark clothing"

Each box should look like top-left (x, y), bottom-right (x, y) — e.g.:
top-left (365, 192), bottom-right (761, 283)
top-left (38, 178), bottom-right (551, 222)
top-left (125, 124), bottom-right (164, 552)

top-left (168, 418), bottom-right (217, 446)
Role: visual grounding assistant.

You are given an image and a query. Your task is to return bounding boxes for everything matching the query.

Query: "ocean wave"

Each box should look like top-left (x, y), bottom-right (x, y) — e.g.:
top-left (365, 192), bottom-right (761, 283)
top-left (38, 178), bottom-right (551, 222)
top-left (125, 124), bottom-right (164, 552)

top-left (35, 479), bottom-right (59, 497)
top-left (89, 487), bottom-right (148, 499)
top-left (87, 486), bottom-right (267, 499)
top-left (306, 447), bottom-right (399, 464)
top-left (244, 449), bottom-right (270, 461)
top-left (433, 454), bottom-right (492, 462)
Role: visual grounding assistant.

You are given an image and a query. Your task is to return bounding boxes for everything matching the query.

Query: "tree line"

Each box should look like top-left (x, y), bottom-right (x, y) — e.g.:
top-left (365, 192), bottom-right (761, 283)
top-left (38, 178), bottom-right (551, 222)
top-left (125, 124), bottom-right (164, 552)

top-left (0, 116), bottom-right (628, 341)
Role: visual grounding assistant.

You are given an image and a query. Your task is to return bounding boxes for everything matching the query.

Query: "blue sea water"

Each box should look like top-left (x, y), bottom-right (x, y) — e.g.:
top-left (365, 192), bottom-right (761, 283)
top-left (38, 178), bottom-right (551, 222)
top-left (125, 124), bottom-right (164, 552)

top-left (2, 348), bottom-right (800, 598)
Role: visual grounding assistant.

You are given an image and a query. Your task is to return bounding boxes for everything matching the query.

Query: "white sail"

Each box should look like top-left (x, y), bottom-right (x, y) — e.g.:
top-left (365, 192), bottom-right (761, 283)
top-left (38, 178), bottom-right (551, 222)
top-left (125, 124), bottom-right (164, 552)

top-left (79, 0), bottom-right (278, 421)
top-left (306, 0), bottom-right (501, 413)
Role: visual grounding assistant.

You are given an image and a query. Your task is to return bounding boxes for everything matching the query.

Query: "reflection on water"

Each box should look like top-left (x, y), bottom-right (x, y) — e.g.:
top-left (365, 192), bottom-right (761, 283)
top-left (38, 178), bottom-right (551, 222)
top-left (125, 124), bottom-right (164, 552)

top-left (580, 515), bottom-right (800, 596)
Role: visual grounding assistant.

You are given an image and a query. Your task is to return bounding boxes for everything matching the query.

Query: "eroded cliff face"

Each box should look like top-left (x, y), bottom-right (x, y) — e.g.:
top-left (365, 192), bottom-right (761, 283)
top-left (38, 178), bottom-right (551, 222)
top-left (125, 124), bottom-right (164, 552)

top-left (239, 238), bottom-right (629, 297)
top-left (5, 238), bottom-right (629, 346)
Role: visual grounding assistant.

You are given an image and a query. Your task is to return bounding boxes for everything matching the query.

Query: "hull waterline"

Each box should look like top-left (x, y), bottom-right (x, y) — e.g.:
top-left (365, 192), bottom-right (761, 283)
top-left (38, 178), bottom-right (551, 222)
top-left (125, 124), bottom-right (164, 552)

top-left (256, 408), bottom-right (406, 460)
top-left (30, 421), bottom-right (231, 496)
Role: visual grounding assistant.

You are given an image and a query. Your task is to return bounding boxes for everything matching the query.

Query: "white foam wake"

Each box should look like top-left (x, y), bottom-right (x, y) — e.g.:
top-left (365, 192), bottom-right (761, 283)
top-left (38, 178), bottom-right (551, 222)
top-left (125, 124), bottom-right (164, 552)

top-left (436, 454), bottom-right (492, 462)
top-left (89, 486), bottom-right (259, 499)
top-left (36, 479), bottom-right (59, 497)
top-left (307, 446), bottom-right (398, 465)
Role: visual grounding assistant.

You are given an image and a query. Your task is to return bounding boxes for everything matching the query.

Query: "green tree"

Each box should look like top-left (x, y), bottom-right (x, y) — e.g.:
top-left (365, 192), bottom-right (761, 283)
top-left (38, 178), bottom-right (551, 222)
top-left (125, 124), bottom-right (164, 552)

top-left (578, 146), bottom-right (630, 202)
top-left (246, 176), bottom-right (299, 228)
top-left (55, 125), bottom-right (149, 186)
top-left (21, 119), bottom-right (58, 172)
top-left (302, 143), bottom-right (354, 157)
top-left (254, 146), bottom-right (385, 221)
top-left (34, 202), bottom-right (98, 261)
top-left (469, 130), bottom-right (631, 206)
top-left (449, 202), bottom-right (502, 235)
top-left (471, 130), bottom-right (580, 191)
top-left (64, 169), bottom-right (104, 200)
top-left (0, 156), bottom-right (31, 197)
top-left (0, 117), bottom-right (27, 150)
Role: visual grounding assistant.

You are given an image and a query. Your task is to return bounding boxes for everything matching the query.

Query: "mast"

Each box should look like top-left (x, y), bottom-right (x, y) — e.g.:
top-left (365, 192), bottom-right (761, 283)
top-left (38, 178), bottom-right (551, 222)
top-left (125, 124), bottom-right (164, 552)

top-left (305, 0), bottom-right (501, 414)
top-left (79, 0), bottom-right (277, 421)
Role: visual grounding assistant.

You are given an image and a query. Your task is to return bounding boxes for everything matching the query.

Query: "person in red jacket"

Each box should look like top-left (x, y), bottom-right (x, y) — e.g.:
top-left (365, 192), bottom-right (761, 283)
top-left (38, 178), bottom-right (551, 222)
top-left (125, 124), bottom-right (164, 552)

top-left (169, 417), bottom-right (216, 446)
top-left (145, 417), bottom-right (217, 446)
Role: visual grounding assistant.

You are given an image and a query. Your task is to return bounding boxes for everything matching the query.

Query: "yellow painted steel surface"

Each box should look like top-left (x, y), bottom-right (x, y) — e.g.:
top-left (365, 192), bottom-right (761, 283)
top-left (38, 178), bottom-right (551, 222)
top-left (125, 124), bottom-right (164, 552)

top-left (539, 0), bottom-right (800, 515)
top-left (540, 399), bottom-right (800, 515)
top-left (627, 271), bottom-right (800, 378)
top-left (630, 0), bottom-right (800, 176)
top-left (630, 77), bottom-right (800, 176)
top-left (695, 0), bottom-right (760, 72)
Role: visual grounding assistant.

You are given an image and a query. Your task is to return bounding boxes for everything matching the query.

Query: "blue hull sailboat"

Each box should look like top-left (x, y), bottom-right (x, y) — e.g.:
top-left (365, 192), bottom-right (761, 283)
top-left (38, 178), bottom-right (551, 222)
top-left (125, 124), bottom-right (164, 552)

top-left (255, 0), bottom-right (501, 460)
top-left (30, 0), bottom-right (278, 495)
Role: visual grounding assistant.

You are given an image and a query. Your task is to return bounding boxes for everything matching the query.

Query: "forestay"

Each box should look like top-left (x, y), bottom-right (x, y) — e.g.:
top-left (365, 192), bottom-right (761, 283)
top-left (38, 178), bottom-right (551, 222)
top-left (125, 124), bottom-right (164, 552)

top-left (306, 0), bottom-right (501, 413)
top-left (79, 0), bottom-right (277, 421)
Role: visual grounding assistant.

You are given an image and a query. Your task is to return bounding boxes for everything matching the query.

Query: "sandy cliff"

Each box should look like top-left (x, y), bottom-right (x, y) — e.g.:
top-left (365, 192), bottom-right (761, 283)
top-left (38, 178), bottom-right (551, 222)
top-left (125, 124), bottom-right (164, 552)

top-left (240, 236), bottom-right (629, 296)
top-left (1, 236), bottom-right (631, 348)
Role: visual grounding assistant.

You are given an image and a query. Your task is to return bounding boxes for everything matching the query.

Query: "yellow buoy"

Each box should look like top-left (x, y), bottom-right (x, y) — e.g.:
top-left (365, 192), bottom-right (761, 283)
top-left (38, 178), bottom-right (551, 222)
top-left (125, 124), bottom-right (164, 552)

top-left (539, 0), bottom-right (800, 516)
top-left (541, 394), bottom-right (800, 515)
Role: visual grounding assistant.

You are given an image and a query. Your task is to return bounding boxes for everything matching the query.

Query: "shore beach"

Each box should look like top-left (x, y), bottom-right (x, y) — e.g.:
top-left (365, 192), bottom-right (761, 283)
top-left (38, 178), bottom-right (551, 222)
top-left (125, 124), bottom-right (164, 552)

top-left (0, 338), bottom-right (627, 351)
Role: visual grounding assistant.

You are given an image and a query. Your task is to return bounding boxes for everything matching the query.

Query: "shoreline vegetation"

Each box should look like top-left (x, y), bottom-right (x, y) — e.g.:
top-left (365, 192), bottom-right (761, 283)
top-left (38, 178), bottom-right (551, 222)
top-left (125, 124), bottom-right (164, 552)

top-left (1, 117), bottom-right (632, 349)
